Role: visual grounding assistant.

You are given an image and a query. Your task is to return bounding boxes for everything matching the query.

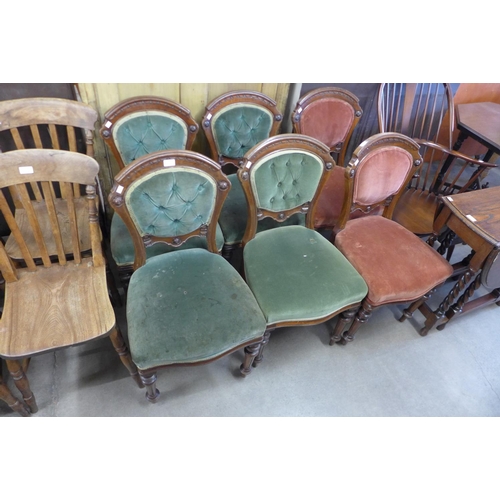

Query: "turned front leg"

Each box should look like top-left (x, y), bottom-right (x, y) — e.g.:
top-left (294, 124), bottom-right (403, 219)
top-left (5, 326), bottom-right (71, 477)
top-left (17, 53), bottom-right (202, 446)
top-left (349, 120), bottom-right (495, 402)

top-left (0, 377), bottom-right (30, 417)
top-left (140, 370), bottom-right (160, 403)
top-left (330, 307), bottom-right (358, 345)
top-left (252, 329), bottom-right (272, 367)
top-left (6, 359), bottom-right (38, 414)
top-left (342, 301), bottom-right (373, 343)
top-left (240, 342), bottom-right (261, 377)
top-left (108, 326), bottom-right (144, 388)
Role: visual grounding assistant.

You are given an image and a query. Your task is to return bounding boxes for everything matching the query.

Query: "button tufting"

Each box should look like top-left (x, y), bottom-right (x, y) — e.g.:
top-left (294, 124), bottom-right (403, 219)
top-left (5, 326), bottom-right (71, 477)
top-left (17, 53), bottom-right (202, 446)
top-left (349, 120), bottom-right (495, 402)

top-left (270, 197), bottom-right (274, 203)
top-left (277, 182), bottom-right (282, 187)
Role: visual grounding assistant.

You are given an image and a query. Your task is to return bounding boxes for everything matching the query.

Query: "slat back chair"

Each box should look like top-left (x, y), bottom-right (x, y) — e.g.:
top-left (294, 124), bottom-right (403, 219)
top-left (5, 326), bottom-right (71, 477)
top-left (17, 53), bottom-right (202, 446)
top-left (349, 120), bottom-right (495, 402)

top-left (291, 86), bottom-right (366, 230)
top-left (331, 133), bottom-right (453, 345)
top-left (0, 149), bottom-right (142, 415)
top-left (0, 97), bottom-right (100, 257)
top-left (99, 96), bottom-right (212, 284)
top-left (377, 83), bottom-right (497, 236)
top-left (202, 90), bottom-right (284, 259)
top-left (108, 150), bottom-right (266, 403)
top-left (236, 134), bottom-right (368, 370)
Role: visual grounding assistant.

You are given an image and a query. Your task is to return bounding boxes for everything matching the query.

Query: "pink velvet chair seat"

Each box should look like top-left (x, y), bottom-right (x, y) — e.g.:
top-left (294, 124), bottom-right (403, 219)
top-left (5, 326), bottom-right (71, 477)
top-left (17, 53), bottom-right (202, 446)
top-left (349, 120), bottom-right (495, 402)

top-left (335, 216), bottom-right (453, 306)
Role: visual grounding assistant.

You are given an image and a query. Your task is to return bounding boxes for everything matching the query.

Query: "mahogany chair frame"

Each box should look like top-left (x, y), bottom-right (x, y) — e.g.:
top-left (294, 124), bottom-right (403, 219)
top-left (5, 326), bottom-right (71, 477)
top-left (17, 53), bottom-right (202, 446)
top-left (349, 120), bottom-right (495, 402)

top-left (237, 134), bottom-right (368, 370)
top-left (99, 95), bottom-right (199, 171)
top-left (291, 86), bottom-right (363, 166)
top-left (330, 133), bottom-right (449, 345)
top-left (108, 151), bottom-right (265, 401)
top-left (202, 90), bottom-right (283, 172)
top-left (0, 149), bottom-right (143, 415)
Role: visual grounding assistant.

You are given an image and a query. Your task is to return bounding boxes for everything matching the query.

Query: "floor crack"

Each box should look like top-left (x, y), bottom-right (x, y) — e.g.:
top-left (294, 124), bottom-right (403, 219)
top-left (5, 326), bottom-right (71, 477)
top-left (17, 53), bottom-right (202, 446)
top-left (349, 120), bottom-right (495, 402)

top-left (49, 351), bottom-right (59, 417)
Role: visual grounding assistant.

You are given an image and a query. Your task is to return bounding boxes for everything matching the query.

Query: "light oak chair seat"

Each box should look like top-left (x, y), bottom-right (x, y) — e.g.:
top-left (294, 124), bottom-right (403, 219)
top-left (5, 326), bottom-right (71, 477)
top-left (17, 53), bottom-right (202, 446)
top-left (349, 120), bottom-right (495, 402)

top-left (4, 197), bottom-right (92, 259)
top-left (0, 149), bottom-right (142, 416)
top-left (0, 258), bottom-right (114, 357)
top-left (391, 188), bottom-right (439, 235)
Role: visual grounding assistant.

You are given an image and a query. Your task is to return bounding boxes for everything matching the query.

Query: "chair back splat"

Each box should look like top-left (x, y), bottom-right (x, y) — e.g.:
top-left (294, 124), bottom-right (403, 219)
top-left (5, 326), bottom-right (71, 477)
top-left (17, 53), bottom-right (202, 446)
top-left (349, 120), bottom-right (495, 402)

top-left (108, 150), bottom-right (267, 403)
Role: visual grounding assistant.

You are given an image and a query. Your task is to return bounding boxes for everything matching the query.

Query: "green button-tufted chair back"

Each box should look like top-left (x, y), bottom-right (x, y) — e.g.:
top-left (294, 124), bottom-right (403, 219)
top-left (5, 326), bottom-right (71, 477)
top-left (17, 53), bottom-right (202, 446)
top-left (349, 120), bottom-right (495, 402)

top-left (100, 96), bottom-right (199, 171)
top-left (237, 134), bottom-right (335, 246)
top-left (125, 168), bottom-right (217, 239)
top-left (202, 91), bottom-right (283, 171)
top-left (113, 112), bottom-right (189, 165)
top-left (109, 150), bottom-right (230, 270)
top-left (212, 104), bottom-right (274, 159)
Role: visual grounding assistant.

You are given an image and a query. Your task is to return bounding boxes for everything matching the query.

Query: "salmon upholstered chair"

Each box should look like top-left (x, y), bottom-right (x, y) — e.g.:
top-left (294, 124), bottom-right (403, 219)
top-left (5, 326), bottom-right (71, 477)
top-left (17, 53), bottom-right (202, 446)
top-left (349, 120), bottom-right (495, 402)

top-left (237, 134), bottom-right (368, 371)
top-left (201, 90), bottom-right (294, 260)
top-left (330, 133), bottom-right (454, 345)
top-left (291, 87), bottom-right (365, 230)
top-left (108, 150), bottom-right (267, 403)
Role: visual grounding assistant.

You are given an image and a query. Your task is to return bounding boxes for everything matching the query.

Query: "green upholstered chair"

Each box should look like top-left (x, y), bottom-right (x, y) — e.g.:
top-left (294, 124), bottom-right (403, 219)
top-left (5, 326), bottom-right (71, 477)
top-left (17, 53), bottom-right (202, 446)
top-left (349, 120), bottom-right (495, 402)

top-left (100, 96), bottom-right (222, 284)
top-left (236, 134), bottom-right (369, 372)
top-left (291, 87), bottom-right (369, 231)
top-left (108, 150), bottom-right (267, 403)
top-left (201, 90), bottom-right (285, 260)
top-left (330, 133), bottom-right (454, 345)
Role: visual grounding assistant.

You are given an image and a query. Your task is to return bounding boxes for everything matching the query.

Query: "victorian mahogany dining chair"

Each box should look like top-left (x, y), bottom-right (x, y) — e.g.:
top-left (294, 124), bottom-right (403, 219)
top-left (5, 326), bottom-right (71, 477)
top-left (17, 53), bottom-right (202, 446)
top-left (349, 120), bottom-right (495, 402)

top-left (0, 97), bottom-right (101, 255)
top-left (377, 83), bottom-right (496, 237)
top-left (201, 90), bottom-right (290, 260)
top-left (108, 150), bottom-right (267, 403)
top-left (291, 87), bottom-right (365, 230)
top-left (330, 133), bottom-right (454, 345)
top-left (0, 149), bottom-right (143, 415)
top-left (99, 96), bottom-right (224, 284)
top-left (237, 134), bottom-right (368, 371)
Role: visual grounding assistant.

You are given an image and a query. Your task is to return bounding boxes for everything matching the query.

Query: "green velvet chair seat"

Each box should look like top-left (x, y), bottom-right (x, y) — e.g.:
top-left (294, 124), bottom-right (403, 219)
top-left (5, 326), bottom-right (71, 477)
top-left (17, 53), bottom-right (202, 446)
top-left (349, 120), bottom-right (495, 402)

top-left (110, 213), bottom-right (225, 266)
top-left (334, 216), bottom-right (454, 306)
top-left (243, 225), bottom-right (368, 325)
top-left (218, 173), bottom-right (305, 246)
top-left (126, 248), bottom-right (267, 370)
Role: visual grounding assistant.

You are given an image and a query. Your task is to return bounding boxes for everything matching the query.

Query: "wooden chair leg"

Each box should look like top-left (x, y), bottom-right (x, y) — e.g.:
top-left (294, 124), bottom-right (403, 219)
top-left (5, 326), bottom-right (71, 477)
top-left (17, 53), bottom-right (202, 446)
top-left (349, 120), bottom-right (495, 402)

top-left (108, 326), bottom-right (144, 388)
top-left (252, 329), bottom-right (272, 367)
top-left (139, 370), bottom-right (160, 403)
top-left (240, 342), bottom-right (261, 377)
top-left (330, 307), bottom-right (358, 345)
top-left (5, 359), bottom-right (38, 414)
top-left (399, 289), bottom-right (435, 323)
top-left (342, 302), bottom-right (373, 344)
top-left (0, 376), bottom-right (30, 416)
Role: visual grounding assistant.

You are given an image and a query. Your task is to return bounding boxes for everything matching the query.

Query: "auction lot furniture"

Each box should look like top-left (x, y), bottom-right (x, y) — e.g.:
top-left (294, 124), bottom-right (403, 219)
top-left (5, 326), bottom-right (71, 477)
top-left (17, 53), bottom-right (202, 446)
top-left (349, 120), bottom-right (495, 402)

top-left (416, 185), bottom-right (500, 335)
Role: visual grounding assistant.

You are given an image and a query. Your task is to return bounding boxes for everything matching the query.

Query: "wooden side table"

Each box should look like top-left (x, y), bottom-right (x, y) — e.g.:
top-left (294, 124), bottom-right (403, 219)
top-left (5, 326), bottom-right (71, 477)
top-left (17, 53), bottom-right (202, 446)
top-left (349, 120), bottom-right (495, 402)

top-left (417, 186), bottom-right (500, 335)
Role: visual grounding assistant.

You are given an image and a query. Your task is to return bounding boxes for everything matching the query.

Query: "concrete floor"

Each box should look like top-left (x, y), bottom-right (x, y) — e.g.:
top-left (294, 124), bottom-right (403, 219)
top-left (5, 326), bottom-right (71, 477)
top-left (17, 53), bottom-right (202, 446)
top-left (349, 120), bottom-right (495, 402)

top-left (2, 168), bottom-right (500, 418)
top-left (1, 245), bottom-right (499, 418)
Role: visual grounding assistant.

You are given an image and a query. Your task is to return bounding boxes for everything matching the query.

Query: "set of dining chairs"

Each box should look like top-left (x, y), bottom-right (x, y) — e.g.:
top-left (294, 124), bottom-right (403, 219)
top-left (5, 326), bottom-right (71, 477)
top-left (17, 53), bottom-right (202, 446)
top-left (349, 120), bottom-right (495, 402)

top-left (0, 85), bottom-right (494, 416)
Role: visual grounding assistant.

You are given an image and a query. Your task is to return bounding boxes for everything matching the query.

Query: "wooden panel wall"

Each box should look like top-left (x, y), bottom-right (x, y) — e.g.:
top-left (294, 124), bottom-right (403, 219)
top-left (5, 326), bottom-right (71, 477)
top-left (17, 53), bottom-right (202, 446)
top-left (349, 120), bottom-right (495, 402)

top-left (77, 83), bottom-right (290, 200)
